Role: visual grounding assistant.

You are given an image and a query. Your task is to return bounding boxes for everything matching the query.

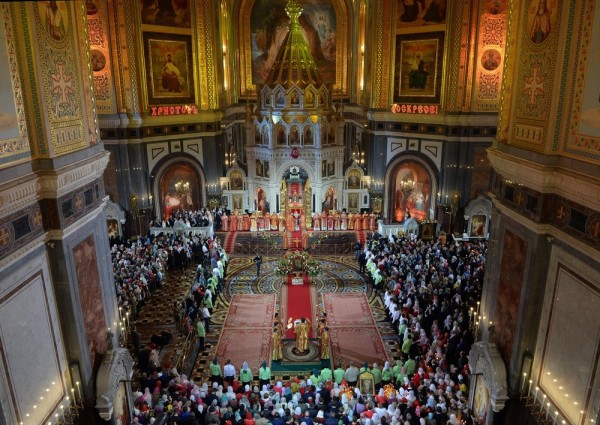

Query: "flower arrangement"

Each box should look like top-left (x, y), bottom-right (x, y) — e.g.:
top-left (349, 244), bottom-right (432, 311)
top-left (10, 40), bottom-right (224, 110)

top-left (306, 259), bottom-right (322, 276)
top-left (274, 258), bottom-right (292, 276)
top-left (284, 250), bottom-right (309, 262)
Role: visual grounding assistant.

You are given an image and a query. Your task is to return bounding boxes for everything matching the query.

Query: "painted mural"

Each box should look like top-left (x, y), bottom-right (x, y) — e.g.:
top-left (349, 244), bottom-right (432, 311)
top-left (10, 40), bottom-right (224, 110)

top-left (0, 15), bottom-right (20, 145)
top-left (159, 162), bottom-right (201, 218)
top-left (526, 0), bottom-right (558, 45)
top-left (391, 161), bottom-right (431, 222)
top-left (472, 374), bottom-right (489, 425)
top-left (140, 0), bottom-right (191, 28)
top-left (38, 1), bottom-right (69, 42)
top-left (396, 0), bottom-right (447, 28)
top-left (144, 33), bottom-right (194, 104)
top-left (73, 235), bottom-right (108, 372)
top-left (257, 188), bottom-right (270, 213)
top-left (394, 32), bottom-right (445, 103)
top-left (579, 2), bottom-right (600, 135)
top-left (250, 0), bottom-right (336, 85)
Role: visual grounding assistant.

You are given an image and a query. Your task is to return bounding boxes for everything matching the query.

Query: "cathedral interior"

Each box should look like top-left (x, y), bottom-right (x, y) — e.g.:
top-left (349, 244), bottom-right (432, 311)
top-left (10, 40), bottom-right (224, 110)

top-left (0, 0), bottom-right (599, 424)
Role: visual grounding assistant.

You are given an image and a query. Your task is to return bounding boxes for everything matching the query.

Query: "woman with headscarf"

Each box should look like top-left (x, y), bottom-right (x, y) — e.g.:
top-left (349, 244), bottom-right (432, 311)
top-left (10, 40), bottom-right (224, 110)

top-left (381, 362), bottom-right (392, 386)
top-left (258, 360), bottom-right (271, 387)
top-left (240, 361), bottom-right (254, 388)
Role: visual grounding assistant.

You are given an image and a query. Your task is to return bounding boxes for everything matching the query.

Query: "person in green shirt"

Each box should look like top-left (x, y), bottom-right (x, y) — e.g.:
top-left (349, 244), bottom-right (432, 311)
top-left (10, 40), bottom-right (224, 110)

top-left (209, 358), bottom-right (223, 385)
top-left (309, 369), bottom-right (320, 385)
top-left (320, 366), bottom-right (333, 383)
top-left (359, 362), bottom-right (370, 374)
top-left (258, 360), bottom-right (271, 387)
top-left (395, 366), bottom-right (408, 386)
top-left (333, 364), bottom-right (345, 384)
top-left (391, 359), bottom-right (403, 383)
top-left (404, 356), bottom-right (416, 376)
top-left (371, 363), bottom-right (382, 388)
top-left (240, 361), bottom-right (254, 386)
top-left (196, 320), bottom-right (205, 350)
top-left (204, 292), bottom-right (213, 312)
top-left (401, 334), bottom-right (413, 355)
top-left (381, 361), bottom-right (392, 386)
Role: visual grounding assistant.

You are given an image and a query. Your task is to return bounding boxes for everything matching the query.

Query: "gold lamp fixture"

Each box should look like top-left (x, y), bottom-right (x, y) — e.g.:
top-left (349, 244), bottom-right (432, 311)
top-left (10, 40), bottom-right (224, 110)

top-left (174, 180), bottom-right (190, 195)
top-left (400, 175), bottom-right (415, 193)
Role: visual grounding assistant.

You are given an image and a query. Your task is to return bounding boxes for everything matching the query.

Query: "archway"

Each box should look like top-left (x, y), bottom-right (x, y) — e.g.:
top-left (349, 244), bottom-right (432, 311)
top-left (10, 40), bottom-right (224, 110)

top-left (153, 157), bottom-right (205, 219)
top-left (385, 158), bottom-right (437, 223)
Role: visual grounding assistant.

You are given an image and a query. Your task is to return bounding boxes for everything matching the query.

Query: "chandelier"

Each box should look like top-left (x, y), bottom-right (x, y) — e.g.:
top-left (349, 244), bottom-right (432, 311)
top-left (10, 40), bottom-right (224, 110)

top-left (400, 175), bottom-right (414, 192)
top-left (174, 180), bottom-right (190, 195)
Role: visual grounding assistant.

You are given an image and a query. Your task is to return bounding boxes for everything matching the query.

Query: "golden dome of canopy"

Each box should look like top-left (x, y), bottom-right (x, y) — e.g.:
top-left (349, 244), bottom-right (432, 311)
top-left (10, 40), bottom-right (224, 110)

top-left (263, 0), bottom-right (324, 90)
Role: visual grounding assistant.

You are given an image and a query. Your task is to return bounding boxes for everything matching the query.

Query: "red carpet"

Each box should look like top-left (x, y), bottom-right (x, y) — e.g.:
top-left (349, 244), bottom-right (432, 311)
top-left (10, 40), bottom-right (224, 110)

top-left (323, 293), bottom-right (389, 366)
top-left (223, 231), bottom-right (237, 252)
top-left (355, 230), bottom-right (367, 245)
top-left (283, 274), bottom-right (313, 339)
top-left (215, 294), bottom-right (276, 368)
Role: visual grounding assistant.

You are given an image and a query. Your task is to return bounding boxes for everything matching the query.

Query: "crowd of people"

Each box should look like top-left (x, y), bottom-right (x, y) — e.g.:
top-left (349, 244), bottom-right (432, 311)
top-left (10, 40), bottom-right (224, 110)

top-left (150, 208), bottom-right (217, 229)
top-left (121, 222), bottom-right (485, 425)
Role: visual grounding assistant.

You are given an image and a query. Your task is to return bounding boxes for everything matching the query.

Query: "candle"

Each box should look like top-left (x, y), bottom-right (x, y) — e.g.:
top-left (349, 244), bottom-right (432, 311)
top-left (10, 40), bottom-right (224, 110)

top-left (528, 380), bottom-right (533, 398)
top-left (71, 387), bottom-right (77, 405)
top-left (541, 394), bottom-right (547, 413)
top-left (76, 381), bottom-right (81, 405)
top-left (546, 402), bottom-right (551, 419)
top-left (521, 373), bottom-right (527, 393)
top-left (60, 404), bottom-right (65, 422)
top-left (55, 413), bottom-right (59, 424)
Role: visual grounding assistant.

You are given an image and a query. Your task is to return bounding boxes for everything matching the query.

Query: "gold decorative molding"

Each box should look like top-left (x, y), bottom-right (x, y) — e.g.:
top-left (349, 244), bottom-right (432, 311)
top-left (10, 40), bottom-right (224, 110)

top-left (559, 0), bottom-right (600, 162)
top-left (37, 150), bottom-right (110, 199)
top-left (488, 147), bottom-right (600, 211)
top-left (508, 0), bottom-right (565, 152)
top-left (497, 0), bottom-right (520, 144)
top-left (0, 178), bottom-right (39, 220)
top-left (0, 2), bottom-right (31, 167)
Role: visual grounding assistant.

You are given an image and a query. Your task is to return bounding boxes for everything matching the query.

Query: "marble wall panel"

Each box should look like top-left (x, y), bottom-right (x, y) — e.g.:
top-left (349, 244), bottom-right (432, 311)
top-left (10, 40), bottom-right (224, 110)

top-left (494, 229), bottom-right (527, 365)
top-left (538, 263), bottom-right (600, 425)
top-left (0, 267), bottom-right (65, 424)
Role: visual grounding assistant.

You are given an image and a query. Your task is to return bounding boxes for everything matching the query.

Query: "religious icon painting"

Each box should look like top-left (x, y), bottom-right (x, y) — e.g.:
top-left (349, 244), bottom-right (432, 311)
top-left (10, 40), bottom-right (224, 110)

top-left (143, 33), bottom-right (195, 105)
top-left (230, 171), bottom-right (243, 190)
top-left (348, 169), bottom-right (361, 189)
top-left (140, 0), bottom-right (191, 28)
top-left (38, 1), bottom-right (70, 42)
top-left (394, 32), bottom-right (445, 104)
top-left (481, 49), bottom-right (501, 72)
top-left (397, 0), bottom-right (447, 29)
top-left (348, 193), bottom-right (359, 211)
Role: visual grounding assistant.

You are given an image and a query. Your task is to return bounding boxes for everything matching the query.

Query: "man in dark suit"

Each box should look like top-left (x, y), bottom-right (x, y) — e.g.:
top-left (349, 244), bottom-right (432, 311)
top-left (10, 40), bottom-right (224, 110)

top-left (254, 255), bottom-right (263, 277)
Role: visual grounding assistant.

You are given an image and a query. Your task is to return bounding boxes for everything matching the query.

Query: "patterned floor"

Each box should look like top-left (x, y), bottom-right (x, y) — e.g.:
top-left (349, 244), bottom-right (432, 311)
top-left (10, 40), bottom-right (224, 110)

top-left (128, 254), bottom-right (402, 386)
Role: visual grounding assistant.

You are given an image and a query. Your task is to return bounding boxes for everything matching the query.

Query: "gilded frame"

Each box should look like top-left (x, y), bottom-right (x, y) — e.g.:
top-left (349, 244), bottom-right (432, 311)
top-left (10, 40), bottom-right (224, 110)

top-left (143, 32), bottom-right (195, 105)
top-left (238, 0), bottom-right (349, 98)
top-left (393, 32), bottom-right (445, 104)
top-left (358, 371), bottom-right (375, 396)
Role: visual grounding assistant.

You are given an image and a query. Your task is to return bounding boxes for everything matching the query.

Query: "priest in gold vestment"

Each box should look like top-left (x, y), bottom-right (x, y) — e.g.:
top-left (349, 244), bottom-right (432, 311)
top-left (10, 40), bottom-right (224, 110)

top-left (294, 317), bottom-right (311, 353)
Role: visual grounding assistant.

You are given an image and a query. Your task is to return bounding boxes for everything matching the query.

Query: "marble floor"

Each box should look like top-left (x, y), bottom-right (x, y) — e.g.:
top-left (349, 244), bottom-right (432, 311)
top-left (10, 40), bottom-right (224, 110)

top-left (127, 254), bottom-right (403, 387)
